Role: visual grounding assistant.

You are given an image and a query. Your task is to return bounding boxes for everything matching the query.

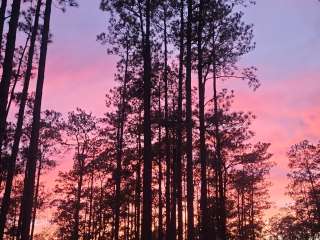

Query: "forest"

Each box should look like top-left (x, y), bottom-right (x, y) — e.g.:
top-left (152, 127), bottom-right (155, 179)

top-left (0, 0), bottom-right (319, 239)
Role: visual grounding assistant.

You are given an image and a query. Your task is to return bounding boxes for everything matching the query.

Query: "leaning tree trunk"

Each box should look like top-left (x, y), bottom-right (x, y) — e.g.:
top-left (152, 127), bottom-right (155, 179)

top-left (0, 0), bottom-right (21, 167)
top-left (186, 0), bottom-right (195, 239)
top-left (0, 30), bottom-right (29, 191)
top-left (19, 0), bottom-right (52, 239)
top-left (141, 0), bottom-right (152, 239)
top-left (0, 1), bottom-right (41, 238)
top-left (5, 34), bottom-right (30, 118)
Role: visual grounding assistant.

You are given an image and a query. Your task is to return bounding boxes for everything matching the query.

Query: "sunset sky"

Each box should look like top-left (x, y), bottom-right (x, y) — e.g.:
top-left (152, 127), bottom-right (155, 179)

top-left (40, 0), bottom-right (320, 217)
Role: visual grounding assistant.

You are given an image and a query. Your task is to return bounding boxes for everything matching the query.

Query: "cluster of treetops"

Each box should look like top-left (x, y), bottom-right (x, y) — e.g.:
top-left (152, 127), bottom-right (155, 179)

top-left (0, 0), bottom-right (319, 239)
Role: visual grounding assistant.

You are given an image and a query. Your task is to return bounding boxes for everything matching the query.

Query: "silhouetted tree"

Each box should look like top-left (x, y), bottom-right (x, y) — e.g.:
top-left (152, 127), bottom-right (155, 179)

top-left (19, 0), bottom-right (52, 238)
top-left (282, 140), bottom-right (320, 238)
top-left (185, 1), bottom-right (194, 239)
top-left (0, 1), bottom-right (42, 237)
top-left (0, 0), bottom-right (22, 162)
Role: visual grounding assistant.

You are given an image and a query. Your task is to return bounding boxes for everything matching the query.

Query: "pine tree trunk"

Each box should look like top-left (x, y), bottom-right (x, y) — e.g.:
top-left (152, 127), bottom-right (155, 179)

top-left (0, 0), bottom-right (7, 52)
top-left (176, 1), bottom-right (184, 239)
top-left (88, 170), bottom-right (94, 239)
top-left (162, 5), bottom-right (176, 240)
top-left (114, 39), bottom-right (129, 240)
top-left (130, 203), bottom-right (134, 239)
top-left (135, 131), bottom-right (142, 240)
top-left (19, 0), bottom-right (52, 238)
top-left (163, 5), bottom-right (172, 240)
top-left (30, 153), bottom-right (43, 240)
top-left (198, 1), bottom-right (208, 239)
top-left (72, 160), bottom-right (84, 240)
top-left (142, 0), bottom-right (152, 239)
top-left (158, 82), bottom-right (163, 240)
top-left (236, 189), bottom-right (240, 238)
top-left (165, 140), bottom-right (171, 240)
top-left (99, 179), bottom-right (104, 240)
top-left (127, 203), bottom-right (130, 240)
top-left (184, 166), bottom-right (188, 238)
top-left (5, 34), bottom-right (30, 118)
top-left (250, 184), bottom-right (255, 240)
top-left (0, 1), bottom-right (41, 237)
top-left (0, 0), bottom-right (21, 165)
top-left (171, 137), bottom-right (177, 240)
top-left (186, 0), bottom-right (195, 239)
top-left (212, 26), bottom-right (226, 240)
top-left (12, 202), bottom-right (17, 240)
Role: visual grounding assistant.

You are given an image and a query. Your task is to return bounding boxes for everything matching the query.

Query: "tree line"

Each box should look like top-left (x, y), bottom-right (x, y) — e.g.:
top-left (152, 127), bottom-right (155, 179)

top-left (0, 0), bottom-right (319, 240)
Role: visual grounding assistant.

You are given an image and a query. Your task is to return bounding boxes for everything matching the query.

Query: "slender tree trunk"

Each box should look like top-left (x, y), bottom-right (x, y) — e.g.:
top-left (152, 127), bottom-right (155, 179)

top-left (197, 1), bottom-right (208, 239)
top-left (170, 133), bottom-right (177, 240)
top-left (142, 0), bottom-right (152, 239)
top-left (184, 166), bottom-right (187, 239)
top-left (162, 6), bottom-right (171, 240)
top-left (158, 81), bottom-right (163, 240)
top-left (30, 154), bottom-right (43, 240)
top-left (0, 32), bottom-right (29, 193)
top-left (130, 203), bottom-right (134, 240)
top-left (19, 0), bottom-right (52, 238)
top-left (0, 0), bottom-right (7, 52)
top-left (176, 1), bottom-right (184, 240)
top-left (186, 0), bottom-right (195, 239)
top-left (114, 40), bottom-right (129, 240)
top-left (5, 34), bottom-right (30, 118)
top-left (0, 1), bottom-right (41, 237)
top-left (12, 203), bottom-right (17, 240)
top-left (158, 152), bottom-right (163, 240)
top-left (83, 187), bottom-right (88, 236)
top-left (241, 189), bottom-right (245, 239)
top-left (0, 0), bottom-right (21, 164)
top-left (88, 170), bottom-right (94, 239)
top-left (250, 184), bottom-right (255, 240)
top-left (135, 130), bottom-right (142, 240)
top-left (161, 5), bottom-right (175, 240)
top-left (165, 140), bottom-right (171, 240)
top-left (114, 110), bottom-right (121, 240)
top-left (99, 179), bottom-right (104, 240)
top-left (236, 189), bottom-right (241, 238)
top-left (72, 159), bottom-right (84, 240)
top-left (212, 26), bottom-right (226, 239)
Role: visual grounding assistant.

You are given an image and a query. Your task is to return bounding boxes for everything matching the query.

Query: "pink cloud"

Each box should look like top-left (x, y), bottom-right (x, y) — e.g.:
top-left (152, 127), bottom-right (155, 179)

top-left (223, 70), bottom-right (320, 211)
